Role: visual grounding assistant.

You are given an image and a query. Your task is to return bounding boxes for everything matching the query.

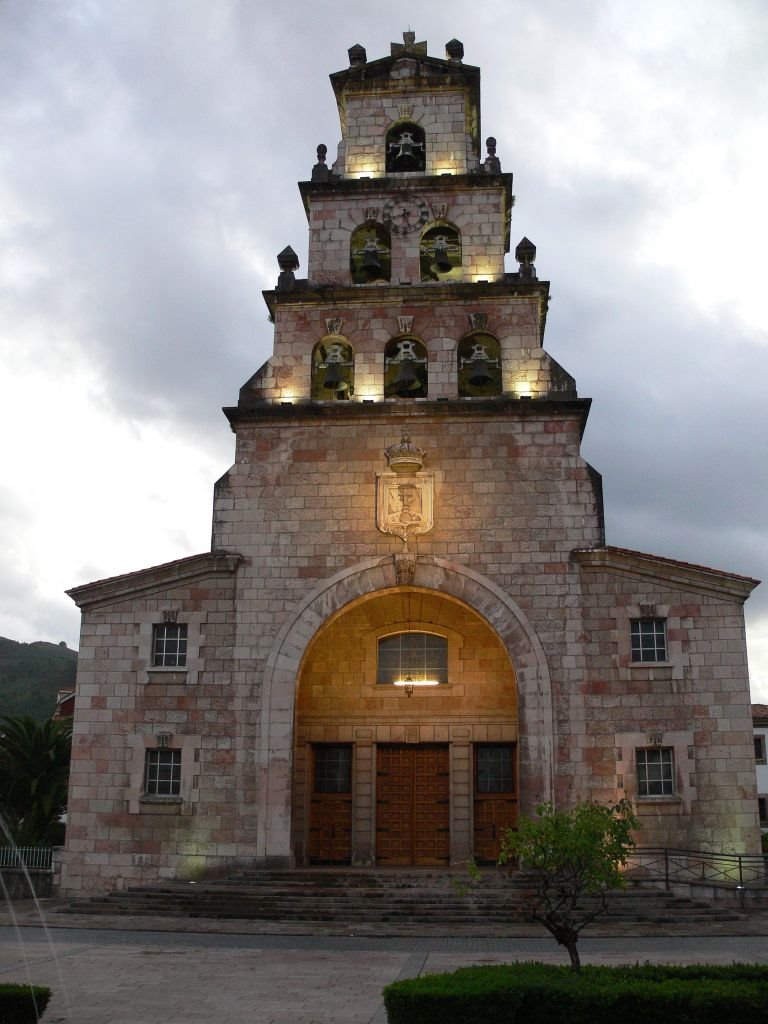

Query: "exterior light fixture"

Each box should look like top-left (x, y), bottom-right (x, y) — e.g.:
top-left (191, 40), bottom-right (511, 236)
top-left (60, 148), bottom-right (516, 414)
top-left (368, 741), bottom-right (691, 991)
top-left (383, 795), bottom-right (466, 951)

top-left (394, 676), bottom-right (440, 697)
top-left (401, 675), bottom-right (414, 698)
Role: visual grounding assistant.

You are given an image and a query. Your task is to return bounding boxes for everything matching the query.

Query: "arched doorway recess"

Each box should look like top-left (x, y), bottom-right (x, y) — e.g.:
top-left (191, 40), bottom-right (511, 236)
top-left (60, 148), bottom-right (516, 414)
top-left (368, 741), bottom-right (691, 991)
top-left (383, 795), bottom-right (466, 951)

top-left (257, 556), bottom-right (553, 866)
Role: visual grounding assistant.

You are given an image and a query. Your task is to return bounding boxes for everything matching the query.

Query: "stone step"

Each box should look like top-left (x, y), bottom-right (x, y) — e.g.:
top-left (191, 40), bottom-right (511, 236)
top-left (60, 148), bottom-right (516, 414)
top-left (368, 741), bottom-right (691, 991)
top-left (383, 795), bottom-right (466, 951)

top-left (62, 869), bottom-right (745, 926)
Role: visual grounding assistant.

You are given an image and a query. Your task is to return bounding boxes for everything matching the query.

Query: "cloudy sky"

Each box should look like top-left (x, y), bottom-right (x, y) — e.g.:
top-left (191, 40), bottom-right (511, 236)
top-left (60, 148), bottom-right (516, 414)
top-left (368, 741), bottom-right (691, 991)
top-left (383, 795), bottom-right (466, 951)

top-left (2, 1), bottom-right (767, 696)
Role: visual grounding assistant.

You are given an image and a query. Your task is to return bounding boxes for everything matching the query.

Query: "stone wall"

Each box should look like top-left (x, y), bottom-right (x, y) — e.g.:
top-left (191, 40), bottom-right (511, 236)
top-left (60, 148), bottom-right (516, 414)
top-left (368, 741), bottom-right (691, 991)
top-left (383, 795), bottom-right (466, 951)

top-left (573, 550), bottom-right (759, 851)
top-left (62, 557), bottom-right (244, 894)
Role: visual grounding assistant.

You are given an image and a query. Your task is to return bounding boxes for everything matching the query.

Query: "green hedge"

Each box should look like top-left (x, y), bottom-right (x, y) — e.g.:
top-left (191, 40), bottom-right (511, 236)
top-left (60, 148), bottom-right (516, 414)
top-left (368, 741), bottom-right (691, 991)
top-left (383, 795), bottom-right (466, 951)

top-left (0, 984), bottom-right (51, 1024)
top-left (382, 963), bottom-right (768, 1024)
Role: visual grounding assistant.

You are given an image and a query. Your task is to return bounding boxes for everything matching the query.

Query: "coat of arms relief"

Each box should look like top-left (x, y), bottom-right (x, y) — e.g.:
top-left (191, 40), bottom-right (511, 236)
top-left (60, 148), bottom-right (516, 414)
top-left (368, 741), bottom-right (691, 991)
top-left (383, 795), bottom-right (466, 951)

top-left (376, 433), bottom-right (434, 545)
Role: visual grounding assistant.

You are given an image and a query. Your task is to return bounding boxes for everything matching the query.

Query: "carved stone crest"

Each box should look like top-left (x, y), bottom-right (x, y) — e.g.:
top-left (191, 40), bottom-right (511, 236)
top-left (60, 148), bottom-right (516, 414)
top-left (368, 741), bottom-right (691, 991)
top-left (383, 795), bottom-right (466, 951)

top-left (325, 317), bottom-right (343, 336)
top-left (376, 432), bottom-right (433, 545)
top-left (377, 475), bottom-right (434, 544)
top-left (397, 315), bottom-right (414, 334)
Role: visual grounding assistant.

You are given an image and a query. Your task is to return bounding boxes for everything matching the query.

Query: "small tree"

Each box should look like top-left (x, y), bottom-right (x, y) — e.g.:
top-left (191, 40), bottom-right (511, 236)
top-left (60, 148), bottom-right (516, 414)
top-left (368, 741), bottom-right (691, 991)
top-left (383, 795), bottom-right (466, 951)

top-left (500, 799), bottom-right (638, 972)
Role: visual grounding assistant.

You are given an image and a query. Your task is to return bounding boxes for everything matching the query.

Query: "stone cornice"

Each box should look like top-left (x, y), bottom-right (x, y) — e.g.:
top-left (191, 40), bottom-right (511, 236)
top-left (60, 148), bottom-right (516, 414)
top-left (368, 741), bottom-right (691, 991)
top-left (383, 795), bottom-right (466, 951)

top-left (299, 171), bottom-right (514, 203)
top-left (264, 274), bottom-right (545, 307)
top-left (67, 552), bottom-right (242, 609)
top-left (573, 545), bottom-right (759, 602)
top-left (262, 276), bottom-right (550, 342)
top-left (224, 395), bottom-right (592, 436)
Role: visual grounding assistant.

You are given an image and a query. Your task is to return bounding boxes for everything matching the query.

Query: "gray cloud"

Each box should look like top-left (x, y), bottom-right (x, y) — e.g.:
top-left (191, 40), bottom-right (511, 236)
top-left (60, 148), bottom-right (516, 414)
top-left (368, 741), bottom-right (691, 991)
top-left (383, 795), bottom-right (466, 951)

top-left (2, 1), bottom-right (767, 692)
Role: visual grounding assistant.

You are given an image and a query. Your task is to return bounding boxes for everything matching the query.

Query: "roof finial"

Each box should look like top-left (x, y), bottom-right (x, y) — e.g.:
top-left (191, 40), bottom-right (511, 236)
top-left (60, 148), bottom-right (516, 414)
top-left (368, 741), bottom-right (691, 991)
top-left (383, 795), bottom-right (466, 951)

top-left (391, 31), bottom-right (427, 57)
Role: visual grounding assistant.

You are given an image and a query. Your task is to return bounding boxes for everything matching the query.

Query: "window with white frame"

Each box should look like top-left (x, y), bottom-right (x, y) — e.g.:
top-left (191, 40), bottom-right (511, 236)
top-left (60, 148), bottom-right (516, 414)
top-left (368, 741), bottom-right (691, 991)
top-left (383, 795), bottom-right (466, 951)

top-left (636, 747), bottom-right (675, 797)
top-left (143, 749), bottom-right (181, 796)
top-left (377, 632), bottom-right (448, 685)
top-left (630, 618), bottom-right (667, 663)
top-left (152, 623), bottom-right (188, 667)
top-left (755, 735), bottom-right (767, 765)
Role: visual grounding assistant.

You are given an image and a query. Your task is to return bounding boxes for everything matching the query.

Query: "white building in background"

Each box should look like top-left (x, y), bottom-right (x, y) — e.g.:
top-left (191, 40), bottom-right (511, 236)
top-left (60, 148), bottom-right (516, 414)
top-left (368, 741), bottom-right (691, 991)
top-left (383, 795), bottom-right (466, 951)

top-left (753, 704), bottom-right (768, 830)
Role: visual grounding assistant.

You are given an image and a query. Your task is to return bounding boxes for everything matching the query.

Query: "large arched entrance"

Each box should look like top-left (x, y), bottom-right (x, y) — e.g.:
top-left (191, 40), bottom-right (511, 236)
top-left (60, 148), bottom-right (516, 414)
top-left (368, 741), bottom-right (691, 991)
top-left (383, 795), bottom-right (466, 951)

top-left (292, 587), bottom-right (519, 866)
top-left (256, 555), bottom-right (553, 867)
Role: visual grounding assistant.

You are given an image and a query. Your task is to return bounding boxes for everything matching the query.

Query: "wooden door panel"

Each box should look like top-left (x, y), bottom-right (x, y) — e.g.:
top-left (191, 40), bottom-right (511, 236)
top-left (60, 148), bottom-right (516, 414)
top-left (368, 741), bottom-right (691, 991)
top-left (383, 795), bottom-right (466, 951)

top-left (376, 745), bottom-right (413, 864)
top-left (413, 746), bottom-right (450, 865)
top-left (308, 795), bottom-right (352, 863)
top-left (473, 744), bottom-right (518, 864)
top-left (376, 745), bottom-right (450, 866)
top-left (308, 745), bottom-right (352, 864)
top-left (473, 797), bottom-right (518, 863)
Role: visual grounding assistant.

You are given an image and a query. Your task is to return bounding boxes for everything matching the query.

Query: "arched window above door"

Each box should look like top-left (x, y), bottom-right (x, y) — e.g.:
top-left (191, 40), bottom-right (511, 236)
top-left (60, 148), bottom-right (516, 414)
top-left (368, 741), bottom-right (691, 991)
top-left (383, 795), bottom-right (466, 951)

top-left (377, 632), bottom-right (448, 685)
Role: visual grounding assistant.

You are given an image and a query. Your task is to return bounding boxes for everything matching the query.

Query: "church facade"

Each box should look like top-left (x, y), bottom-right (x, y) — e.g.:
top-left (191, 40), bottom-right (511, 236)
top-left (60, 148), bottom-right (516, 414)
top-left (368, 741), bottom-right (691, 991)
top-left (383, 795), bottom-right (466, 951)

top-left (63, 33), bottom-right (760, 894)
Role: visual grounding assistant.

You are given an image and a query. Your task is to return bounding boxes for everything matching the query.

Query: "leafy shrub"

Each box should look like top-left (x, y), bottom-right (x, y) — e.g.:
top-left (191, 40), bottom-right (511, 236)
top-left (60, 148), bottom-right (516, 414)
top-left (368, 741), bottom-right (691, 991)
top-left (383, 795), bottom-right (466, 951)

top-left (500, 800), bottom-right (638, 970)
top-left (0, 984), bottom-right (51, 1024)
top-left (382, 963), bottom-right (768, 1024)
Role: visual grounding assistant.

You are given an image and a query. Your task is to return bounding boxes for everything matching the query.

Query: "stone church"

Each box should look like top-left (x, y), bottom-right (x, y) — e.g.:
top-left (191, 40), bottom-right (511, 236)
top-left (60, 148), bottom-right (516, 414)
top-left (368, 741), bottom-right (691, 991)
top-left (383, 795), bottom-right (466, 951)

top-left (62, 33), bottom-right (760, 894)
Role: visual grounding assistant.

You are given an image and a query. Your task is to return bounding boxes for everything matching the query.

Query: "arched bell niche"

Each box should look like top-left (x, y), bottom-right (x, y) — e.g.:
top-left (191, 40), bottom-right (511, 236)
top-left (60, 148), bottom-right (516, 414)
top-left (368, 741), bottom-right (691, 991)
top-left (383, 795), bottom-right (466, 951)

top-left (457, 331), bottom-right (502, 398)
top-left (311, 336), bottom-right (355, 400)
top-left (420, 223), bottom-right (462, 282)
top-left (384, 336), bottom-right (428, 398)
top-left (385, 122), bottom-right (426, 173)
top-left (350, 223), bottom-right (391, 284)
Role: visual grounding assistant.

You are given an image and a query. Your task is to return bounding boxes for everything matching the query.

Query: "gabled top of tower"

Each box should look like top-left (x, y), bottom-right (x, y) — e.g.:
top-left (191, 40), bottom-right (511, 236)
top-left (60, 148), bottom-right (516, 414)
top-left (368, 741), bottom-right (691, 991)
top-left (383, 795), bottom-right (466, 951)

top-left (329, 31), bottom-right (482, 177)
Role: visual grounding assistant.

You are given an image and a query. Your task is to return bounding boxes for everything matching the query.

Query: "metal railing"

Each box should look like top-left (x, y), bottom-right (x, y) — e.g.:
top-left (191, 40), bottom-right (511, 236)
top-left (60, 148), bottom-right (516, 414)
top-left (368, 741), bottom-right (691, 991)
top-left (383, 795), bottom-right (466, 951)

top-left (0, 846), bottom-right (53, 872)
top-left (624, 847), bottom-right (768, 890)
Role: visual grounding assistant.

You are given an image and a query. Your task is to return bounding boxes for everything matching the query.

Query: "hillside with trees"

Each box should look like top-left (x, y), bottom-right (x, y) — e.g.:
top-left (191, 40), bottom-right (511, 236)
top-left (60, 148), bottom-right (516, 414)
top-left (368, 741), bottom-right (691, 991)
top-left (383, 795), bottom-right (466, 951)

top-left (0, 638), bottom-right (77, 721)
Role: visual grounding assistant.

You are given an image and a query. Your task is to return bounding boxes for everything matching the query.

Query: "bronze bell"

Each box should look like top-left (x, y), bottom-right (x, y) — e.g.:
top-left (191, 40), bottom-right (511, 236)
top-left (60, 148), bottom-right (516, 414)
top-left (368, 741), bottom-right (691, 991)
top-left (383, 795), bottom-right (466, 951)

top-left (468, 358), bottom-right (494, 386)
top-left (323, 361), bottom-right (346, 391)
top-left (434, 239), bottom-right (452, 273)
top-left (362, 245), bottom-right (382, 277)
top-left (392, 359), bottom-right (420, 394)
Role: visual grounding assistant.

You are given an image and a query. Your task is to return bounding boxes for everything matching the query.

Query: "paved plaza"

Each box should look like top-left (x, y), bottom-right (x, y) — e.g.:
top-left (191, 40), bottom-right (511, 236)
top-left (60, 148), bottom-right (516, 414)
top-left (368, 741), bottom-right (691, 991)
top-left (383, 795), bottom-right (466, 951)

top-left (2, 902), bottom-right (768, 1023)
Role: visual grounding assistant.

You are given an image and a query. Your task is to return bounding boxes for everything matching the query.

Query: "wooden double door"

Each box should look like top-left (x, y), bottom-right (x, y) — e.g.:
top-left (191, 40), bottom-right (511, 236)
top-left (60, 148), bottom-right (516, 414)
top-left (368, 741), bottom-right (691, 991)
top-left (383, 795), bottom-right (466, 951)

top-left (376, 744), bottom-right (450, 866)
top-left (307, 741), bottom-right (517, 866)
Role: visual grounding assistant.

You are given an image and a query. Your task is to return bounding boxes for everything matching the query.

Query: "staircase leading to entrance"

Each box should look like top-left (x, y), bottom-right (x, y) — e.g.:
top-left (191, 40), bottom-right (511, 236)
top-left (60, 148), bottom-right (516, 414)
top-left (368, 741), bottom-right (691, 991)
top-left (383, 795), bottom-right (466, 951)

top-left (62, 868), bottom-right (746, 929)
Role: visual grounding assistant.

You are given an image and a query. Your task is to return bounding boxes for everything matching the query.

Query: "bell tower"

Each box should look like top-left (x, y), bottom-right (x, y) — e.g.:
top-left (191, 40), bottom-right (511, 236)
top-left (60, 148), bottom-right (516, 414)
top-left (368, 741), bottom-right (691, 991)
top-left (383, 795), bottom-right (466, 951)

top-left (235, 30), bottom-right (575, 409)
top-left (218, 31), bottom-right (599, 868)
